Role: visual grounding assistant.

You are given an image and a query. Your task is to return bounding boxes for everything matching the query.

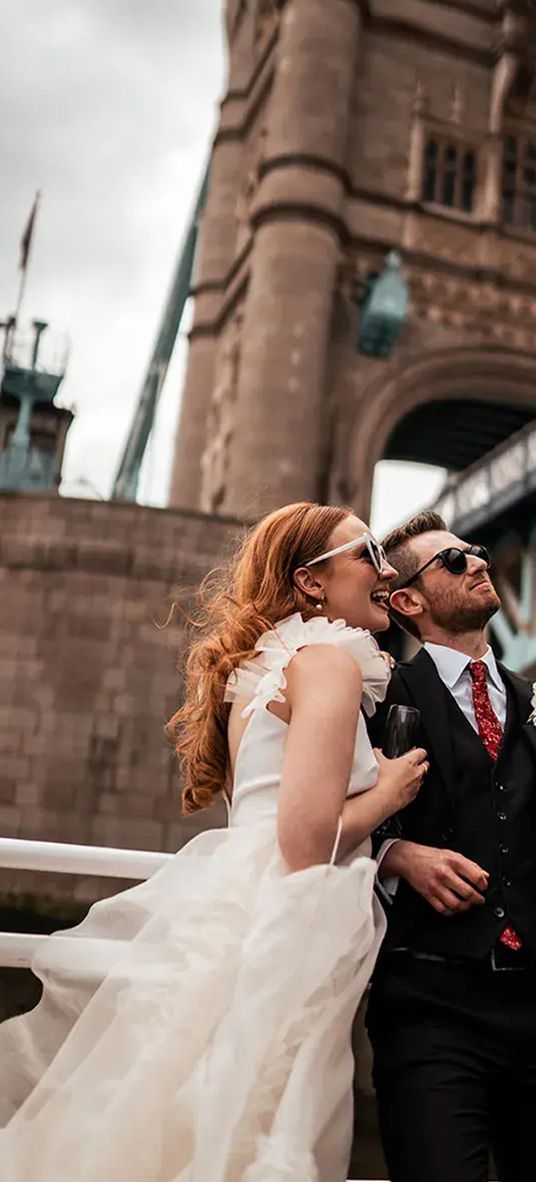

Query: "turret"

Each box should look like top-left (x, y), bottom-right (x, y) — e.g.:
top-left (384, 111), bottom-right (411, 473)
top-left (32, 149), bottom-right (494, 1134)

top-left (0, 319), bottom-right (73, 493)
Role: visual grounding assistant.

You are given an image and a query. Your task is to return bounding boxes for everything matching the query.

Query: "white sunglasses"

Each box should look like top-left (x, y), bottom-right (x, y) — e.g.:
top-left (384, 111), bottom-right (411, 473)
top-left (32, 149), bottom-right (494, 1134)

top-left (304, 532), bottom-right (387, 574)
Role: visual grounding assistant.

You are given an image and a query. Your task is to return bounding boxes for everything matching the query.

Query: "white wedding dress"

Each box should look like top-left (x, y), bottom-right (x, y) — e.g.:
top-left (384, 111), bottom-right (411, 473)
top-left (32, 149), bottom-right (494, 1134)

top-left (0, 613), bottom-right (388, 1182)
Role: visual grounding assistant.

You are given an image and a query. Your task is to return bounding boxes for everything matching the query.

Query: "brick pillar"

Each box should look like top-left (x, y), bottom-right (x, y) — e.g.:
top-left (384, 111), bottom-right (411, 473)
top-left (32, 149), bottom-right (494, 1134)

top-left (220, 0), bottom-right (362, 517)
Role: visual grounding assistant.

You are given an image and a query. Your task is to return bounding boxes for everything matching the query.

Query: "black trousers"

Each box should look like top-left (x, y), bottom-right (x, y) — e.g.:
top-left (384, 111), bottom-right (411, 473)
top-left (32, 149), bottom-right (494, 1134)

top-left (366, 955), bottom-right (536, 1182)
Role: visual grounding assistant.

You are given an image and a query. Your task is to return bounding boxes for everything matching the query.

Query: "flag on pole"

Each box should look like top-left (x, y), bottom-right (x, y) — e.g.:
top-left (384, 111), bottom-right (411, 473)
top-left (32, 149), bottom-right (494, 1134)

top-left (19, 191), bottom-right (40, 271)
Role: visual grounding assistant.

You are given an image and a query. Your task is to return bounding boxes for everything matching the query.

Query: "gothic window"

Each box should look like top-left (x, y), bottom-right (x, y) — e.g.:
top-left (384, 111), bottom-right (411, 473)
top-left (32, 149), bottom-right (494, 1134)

top-left (421, 135), bottom-right (476, 214)
top-left (501, 133), bottom-right (536, 232)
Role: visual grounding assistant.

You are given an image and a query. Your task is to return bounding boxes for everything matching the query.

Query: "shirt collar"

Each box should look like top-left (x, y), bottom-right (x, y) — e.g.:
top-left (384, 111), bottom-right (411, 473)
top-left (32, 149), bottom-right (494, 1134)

top-left (424, 641), bottom-right (503, 692)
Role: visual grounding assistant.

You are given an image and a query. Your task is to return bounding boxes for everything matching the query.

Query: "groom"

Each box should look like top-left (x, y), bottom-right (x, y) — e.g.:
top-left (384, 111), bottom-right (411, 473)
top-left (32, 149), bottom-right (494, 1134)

top-left (367, 511), bottom-right (536, 1182)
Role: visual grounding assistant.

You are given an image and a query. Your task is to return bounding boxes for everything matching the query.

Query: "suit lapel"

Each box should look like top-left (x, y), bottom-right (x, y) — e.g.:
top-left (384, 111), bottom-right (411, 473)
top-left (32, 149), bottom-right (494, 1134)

top-left (397, 648), bottom-right (456, 802)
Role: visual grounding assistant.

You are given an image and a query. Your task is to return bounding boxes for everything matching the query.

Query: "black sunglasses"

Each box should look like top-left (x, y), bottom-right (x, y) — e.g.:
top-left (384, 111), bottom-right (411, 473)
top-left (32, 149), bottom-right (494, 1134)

top-left (401, 544), bottom-right (491, 589)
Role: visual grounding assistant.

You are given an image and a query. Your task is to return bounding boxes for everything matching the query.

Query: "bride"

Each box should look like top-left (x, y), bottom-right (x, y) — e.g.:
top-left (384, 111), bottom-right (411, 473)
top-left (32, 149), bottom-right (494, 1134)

top-left (0, 501), bottom-right (427, 1182)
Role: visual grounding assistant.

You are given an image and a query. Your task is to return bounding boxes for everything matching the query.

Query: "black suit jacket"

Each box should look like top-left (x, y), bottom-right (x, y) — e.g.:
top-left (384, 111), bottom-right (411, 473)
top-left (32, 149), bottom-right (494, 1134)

top-left (370, 647), bottom-right (536, 958)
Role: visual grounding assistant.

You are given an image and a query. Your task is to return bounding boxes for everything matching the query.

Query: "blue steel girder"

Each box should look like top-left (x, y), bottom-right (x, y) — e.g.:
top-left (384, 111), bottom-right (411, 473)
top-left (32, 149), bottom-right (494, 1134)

top-left (111, 160), bottom-right (210, 503)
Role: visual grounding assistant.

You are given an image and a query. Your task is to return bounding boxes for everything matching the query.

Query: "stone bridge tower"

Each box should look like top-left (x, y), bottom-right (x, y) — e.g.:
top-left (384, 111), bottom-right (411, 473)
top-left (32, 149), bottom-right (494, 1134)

top-left (170, 0), bottom-right (536, 523)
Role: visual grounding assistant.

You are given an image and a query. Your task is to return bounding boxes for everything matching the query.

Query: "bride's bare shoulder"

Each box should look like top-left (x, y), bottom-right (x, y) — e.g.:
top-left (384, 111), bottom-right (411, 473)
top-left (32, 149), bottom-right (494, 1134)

top-left (284, 643), bottom-right (363, 699)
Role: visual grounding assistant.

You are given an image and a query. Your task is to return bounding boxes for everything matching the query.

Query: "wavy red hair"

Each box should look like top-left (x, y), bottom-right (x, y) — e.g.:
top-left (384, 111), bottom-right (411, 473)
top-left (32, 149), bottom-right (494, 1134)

top-left (167, 501), bottom-right (352, 814)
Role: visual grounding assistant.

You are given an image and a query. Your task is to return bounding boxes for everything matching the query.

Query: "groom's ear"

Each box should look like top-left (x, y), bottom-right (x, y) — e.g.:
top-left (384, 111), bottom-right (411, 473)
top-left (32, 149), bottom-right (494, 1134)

top-left (389, 586), bottom-right (425, 626)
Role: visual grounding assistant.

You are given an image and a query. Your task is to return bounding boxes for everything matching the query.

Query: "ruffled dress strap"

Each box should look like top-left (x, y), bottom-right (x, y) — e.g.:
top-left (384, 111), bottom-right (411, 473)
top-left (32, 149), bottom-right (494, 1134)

top-left (224, 611), bottom-right (390, 719)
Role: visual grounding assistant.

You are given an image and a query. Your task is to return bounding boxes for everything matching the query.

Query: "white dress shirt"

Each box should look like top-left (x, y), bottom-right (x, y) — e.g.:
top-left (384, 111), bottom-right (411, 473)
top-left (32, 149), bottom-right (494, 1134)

top-left (424, 641), bottom-right (506, 730)
top-left (376, 642), bottom-right (506, 899)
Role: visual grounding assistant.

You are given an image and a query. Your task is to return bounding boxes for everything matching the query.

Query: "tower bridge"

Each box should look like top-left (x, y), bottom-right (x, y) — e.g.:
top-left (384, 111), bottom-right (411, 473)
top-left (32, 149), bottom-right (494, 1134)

top-left (166, 0), bottom-right (536, 531)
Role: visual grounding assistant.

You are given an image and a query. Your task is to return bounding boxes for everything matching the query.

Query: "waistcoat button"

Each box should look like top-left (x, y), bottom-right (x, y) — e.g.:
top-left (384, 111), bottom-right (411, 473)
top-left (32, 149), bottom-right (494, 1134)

top-left (499, 843), bottom-right (510, 855)
top-left (494, 906), bottom-right (505, 920)
top-left (497, 811), bottom-right (507, 822)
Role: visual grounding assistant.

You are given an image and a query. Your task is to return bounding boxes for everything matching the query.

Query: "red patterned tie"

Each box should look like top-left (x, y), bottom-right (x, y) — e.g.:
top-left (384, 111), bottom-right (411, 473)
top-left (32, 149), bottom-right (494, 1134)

top-left (469, 660), bottom-right (522, 952)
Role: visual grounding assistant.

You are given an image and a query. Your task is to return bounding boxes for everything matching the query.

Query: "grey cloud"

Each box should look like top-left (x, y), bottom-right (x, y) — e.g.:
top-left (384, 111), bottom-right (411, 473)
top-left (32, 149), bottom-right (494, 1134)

top-left (1, 0), bottom-right (223, 500)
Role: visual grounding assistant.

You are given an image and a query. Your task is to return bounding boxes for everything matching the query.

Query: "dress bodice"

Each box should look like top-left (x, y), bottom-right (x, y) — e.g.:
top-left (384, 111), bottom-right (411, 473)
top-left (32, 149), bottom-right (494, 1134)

top-left (225, 614), bottom-right (391, 843)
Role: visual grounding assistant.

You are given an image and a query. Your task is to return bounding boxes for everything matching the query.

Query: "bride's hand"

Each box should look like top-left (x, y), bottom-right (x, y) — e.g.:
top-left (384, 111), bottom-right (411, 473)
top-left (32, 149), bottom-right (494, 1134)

top-left (373, 747), bottom-right (429, 812)
top-left (379, 651), bottom-right (396, 670)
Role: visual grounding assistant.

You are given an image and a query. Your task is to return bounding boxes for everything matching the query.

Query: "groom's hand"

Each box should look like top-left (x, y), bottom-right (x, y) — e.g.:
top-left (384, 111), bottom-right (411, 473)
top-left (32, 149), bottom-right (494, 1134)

top-left (381, 840), bottom-right (489, 915)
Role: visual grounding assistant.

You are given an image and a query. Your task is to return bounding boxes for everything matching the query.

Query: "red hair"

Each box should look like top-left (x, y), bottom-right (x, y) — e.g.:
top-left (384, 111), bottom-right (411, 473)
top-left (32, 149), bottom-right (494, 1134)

top-left (167, 502), bottom-right (352, 814)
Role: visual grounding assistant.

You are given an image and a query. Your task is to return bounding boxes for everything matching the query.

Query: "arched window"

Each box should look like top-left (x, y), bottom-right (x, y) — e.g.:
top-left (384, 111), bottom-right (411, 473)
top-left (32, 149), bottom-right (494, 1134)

top-left (461, 149), bottom-right (476, 214)
top-left (501, 133), bottom-right (536, 231)
top-left (421, 136), bottom-right (476, 213)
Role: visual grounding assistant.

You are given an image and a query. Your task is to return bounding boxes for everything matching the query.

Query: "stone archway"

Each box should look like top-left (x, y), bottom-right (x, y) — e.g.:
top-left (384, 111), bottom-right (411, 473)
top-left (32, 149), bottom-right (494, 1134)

top-left (385, 398), bottom-right (533, 472)
top-left (345, 347), bottom-right (536, 521)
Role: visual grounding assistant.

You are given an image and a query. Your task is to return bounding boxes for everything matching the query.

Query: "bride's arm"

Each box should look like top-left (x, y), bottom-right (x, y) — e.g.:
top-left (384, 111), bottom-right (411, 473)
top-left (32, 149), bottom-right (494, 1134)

top-left (336, 748), bottom-right (427, 861)
top-left (277, 645), bottom-right (428, 871)
top-left (277, 644), bottom-right (364, 871)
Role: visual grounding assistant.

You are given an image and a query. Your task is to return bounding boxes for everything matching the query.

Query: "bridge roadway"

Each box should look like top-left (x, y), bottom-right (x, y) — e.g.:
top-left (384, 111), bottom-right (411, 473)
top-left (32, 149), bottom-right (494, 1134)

top-left (435, 418), bottom-right (536, 540)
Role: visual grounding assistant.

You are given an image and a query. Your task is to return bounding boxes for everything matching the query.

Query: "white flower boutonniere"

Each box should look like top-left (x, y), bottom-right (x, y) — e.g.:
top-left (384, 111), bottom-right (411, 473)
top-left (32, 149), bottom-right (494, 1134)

top-left (528, 682), bottom-right (536, 726)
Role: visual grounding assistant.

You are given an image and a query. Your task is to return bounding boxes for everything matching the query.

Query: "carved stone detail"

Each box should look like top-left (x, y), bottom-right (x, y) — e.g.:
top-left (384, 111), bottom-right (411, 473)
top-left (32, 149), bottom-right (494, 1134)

top-left (235, 124), bottom-right (268, 247)
top-left (404, 212), bottom-right (483, 266)
top-left (229, 0), bottom-right (249, 40)
top-left (200, 313), bottom-right (243, 514)
top-left (412, 80), bottom-right (429, 117)
top-left (449, 82), bottom-right (464, 125)
top-left (497, 2), bottom-right (536, 54)
top-left (255, 0), bottom-right (278, 44)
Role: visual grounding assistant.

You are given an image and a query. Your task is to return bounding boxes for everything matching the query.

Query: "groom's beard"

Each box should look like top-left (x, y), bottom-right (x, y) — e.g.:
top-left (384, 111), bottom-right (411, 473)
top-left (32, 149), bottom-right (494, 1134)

top-left (427, 585), bottom-right (500, 635)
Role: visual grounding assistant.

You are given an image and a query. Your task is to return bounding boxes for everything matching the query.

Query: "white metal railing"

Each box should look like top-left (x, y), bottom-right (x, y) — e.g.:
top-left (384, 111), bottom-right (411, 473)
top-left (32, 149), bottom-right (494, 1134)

top-left (0, 836), bottom-right (171, 878)
top-left (0, 837), bottom-right (172, 969)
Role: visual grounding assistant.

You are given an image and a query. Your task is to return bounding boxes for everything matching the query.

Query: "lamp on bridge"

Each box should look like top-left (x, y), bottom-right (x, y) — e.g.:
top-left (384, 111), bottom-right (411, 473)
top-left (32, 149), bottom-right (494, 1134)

top-left (357, 250), bottom-right (408, 358)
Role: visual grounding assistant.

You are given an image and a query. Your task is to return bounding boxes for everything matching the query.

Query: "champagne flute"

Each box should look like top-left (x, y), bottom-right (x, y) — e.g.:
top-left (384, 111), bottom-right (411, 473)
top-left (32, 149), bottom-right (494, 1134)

top-left (378, 705), bottom-right (422, 838)
top-left (383, 704), bottom-right (421, 759)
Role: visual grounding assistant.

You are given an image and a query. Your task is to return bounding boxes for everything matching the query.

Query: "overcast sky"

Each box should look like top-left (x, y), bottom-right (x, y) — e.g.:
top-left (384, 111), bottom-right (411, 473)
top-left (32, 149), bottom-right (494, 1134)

top-left (1, 0), bottom-right (444, 534)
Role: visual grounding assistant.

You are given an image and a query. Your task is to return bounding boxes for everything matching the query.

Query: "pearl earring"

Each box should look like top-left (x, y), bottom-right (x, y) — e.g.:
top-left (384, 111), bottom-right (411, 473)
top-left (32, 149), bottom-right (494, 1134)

top-left (316, 598), bottom-right (324, 612)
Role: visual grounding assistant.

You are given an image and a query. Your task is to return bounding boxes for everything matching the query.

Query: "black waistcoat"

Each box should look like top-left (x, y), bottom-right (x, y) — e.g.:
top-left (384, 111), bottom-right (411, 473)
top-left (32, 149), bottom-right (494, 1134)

top-left (375, 652), bottom-right (536, 960)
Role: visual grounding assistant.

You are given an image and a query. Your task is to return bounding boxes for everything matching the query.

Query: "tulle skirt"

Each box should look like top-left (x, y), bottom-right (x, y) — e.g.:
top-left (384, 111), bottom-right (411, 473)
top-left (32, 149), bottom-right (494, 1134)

top-left (0, 822), bottom-right (385, 1182)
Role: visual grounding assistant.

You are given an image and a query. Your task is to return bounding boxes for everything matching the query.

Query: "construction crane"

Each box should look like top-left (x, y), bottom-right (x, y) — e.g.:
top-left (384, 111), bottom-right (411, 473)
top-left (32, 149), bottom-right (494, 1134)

top-left (111, 162), bottom-right (210, 502)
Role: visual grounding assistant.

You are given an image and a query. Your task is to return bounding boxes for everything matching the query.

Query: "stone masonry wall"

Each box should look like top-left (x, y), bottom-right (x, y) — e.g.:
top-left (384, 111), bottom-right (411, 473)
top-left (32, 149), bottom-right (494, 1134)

top-left (0, 493), bottom-right (239, 917)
